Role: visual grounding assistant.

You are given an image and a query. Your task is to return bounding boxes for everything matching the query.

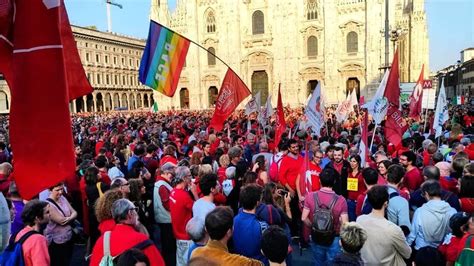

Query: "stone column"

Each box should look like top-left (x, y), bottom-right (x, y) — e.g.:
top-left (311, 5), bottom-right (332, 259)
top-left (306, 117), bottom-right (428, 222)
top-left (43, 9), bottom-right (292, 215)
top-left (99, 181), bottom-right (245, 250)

top-left (93, 93), bottom-right (97, 113)
top-left (83, 96), bottom-right (87, 112)
top-left (72, 100), bottom-right (77, 113)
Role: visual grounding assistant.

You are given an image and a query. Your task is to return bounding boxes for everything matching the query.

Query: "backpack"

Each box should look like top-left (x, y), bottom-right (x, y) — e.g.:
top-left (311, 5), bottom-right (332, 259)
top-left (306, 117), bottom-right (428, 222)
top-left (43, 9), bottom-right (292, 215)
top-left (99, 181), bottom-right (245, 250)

top-left (311, 192), bottom-right (338, 246)
top-left (456, 235), bottom-right (474, 266)
top-left (0, 230), bottom-right (40, 266)
top-left (361, 190), bottom-right (399, 215)
top-left (99, 231), bottom-right (153, 266)
top-left (269, 155), bottom-right (282, 182)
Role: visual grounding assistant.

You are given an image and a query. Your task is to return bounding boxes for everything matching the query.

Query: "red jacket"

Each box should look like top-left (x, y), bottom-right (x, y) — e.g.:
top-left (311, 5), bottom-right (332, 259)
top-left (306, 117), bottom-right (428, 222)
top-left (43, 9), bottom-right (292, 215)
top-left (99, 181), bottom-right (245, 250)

top-left (90, 224), bottom-right (164, 266)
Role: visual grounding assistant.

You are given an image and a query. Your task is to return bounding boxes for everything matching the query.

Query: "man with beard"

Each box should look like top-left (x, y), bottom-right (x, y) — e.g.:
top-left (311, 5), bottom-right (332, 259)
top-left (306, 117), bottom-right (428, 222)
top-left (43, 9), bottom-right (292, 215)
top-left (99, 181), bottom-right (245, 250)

top-left (324, 146), bottom-right (350, 198)
top-left (279, 139), bottom-right (304, 238)
top-left (399, 151), bottom-right (423, 192)
top-left (14, 200), bottom-right (51, 265)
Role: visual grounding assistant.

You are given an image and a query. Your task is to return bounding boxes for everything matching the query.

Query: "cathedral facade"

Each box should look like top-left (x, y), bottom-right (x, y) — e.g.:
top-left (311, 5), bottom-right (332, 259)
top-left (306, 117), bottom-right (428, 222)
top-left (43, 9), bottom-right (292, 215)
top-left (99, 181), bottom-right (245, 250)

top-left (151, 0), bottom-right (429, 110)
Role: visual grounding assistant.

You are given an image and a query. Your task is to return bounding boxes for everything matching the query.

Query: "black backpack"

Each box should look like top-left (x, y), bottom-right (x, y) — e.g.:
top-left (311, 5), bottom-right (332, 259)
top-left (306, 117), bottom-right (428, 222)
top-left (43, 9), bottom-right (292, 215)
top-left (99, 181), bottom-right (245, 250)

top-left (311, 192), bottom-right (338, 246)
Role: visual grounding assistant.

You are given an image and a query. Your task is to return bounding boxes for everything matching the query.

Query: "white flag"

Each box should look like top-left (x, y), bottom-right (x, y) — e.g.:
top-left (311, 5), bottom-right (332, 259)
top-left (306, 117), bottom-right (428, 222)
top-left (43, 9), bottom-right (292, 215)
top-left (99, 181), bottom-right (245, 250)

top-left (362, 69), bottom-right (390, 125)
top-left (245, 91), bottom-right (261, 115)
top-left (305, 83), bottom-right (325, 136)
top-left (350, 90), bottom-right (358, 107)
top-left (335, 93), bottom-right (353, 123)
top-left (259, 95), bottom-right (273, 125)
top-left (433, 79), bottom-right (449, 138)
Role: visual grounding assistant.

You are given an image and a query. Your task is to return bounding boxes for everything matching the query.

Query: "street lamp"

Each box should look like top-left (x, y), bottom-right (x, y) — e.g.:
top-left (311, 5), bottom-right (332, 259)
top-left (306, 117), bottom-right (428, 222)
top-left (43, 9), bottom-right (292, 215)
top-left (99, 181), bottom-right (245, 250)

top-left (389, 28), bottom-right (404, 54)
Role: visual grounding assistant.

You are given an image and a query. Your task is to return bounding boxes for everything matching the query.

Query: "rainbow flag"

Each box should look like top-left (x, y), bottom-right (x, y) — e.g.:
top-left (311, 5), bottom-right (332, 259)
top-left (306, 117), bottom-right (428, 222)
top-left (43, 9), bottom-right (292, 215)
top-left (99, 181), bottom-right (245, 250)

top-left (139, 20), bottom-right (190, 97)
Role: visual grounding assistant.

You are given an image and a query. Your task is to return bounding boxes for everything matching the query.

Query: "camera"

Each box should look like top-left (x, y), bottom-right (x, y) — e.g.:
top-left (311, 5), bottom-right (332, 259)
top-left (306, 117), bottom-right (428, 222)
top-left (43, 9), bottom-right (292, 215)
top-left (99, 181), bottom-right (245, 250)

top-left (278, 189), bottom-right (289, 197)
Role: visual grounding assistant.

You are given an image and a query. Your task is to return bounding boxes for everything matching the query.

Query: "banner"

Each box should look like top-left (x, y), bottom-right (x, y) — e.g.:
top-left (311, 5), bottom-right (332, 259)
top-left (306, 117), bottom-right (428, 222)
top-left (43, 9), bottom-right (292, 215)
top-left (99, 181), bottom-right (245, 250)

top-left (245, 90), bottom-right (261, 115)
top-left (433, 79), bottom-right (449, 138)
top-left (274, 85), bottom-right (286, 146)
top-left (0, 0), bottom-right (92, 199)
top-left (305, 82), bottom-right (325, 136)
top-left (383, 49), bottom-right (406, 147)
top-left (408, 64), bottom-right (424, 120)
top-left (139, 20), bottom-right (190, 97)
top-left (258, 94), bottom-right (273, 126)
top-left (209, 68), bottom-right (251, 132)
top-left (362, 69), bottom-right (389, 125)
top-left (359, 110), bottom-right (370, 167)
top-left (335, 93), bottom-right (353, 123)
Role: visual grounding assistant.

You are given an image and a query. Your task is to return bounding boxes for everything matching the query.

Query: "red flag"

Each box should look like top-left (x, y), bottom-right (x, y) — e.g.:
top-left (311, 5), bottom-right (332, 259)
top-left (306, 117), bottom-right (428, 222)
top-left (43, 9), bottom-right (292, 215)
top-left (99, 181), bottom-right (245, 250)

top-left (383, 49), bottom-right (407, 147)
top-left (275, 85), bottom-right (286, 146)
top-left (359, 110), bottom-right (370, 167)
top-left (408, 64), bottom-right (424, 120)
top-left (209, 68), bottom-right (251, 132)
top-left (0, 0), bottom-right (92, 199)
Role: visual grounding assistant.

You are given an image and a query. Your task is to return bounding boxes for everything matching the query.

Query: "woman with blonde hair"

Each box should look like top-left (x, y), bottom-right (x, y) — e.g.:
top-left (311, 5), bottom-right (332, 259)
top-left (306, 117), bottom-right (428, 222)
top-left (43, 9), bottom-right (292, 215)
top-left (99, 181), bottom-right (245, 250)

top-left (95, 189), bottom-right (123, 235)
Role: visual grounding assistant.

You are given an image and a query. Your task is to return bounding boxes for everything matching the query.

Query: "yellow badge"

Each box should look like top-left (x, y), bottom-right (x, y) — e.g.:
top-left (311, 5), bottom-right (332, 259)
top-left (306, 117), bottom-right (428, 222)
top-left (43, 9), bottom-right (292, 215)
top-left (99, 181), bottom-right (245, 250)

top-left (347, 178), bottom-right (358, 191)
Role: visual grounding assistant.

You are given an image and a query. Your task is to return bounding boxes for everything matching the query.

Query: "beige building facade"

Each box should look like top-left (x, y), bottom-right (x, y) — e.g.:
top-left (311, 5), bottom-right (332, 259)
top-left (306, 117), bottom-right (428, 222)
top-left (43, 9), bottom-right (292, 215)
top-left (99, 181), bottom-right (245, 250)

top-left (0, 25), bottom-right (153, 113)
top-left (151, 0), bottom-right (429, 110)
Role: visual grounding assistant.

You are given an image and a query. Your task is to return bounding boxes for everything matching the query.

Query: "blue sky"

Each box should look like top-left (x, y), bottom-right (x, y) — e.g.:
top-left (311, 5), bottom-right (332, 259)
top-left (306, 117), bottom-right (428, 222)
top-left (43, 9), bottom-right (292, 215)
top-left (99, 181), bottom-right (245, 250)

top-left (65, 0), bottom-right (473, 72)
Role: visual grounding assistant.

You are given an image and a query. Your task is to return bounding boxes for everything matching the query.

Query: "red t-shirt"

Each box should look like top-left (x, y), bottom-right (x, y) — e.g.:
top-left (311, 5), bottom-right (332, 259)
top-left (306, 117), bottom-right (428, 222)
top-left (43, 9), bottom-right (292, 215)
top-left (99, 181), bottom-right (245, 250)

top-left (347, 171), bottom-right (365, 201)
top-left (99, 170), bottom-right (111, 185)
top-left (440, 176), bottom-right (459, 194)
top-left (355, 191), bottom-right (367, 217)
top-left (404, 167), bottom-right (423, 192)
top-left (460, 198), bottom-right (474, 213)
top-left (439, 235), bottom-right (464, 262)
top-left (169, 188), bottom-right (193, 240)
top-left (217, 167), bottom-right (226, 185)
top-left (308, 162), bottom-right (321, 192)
top-left (303, 189), bottom-right (347, 234)
top-left (279, 155), bottom-right (304, 190)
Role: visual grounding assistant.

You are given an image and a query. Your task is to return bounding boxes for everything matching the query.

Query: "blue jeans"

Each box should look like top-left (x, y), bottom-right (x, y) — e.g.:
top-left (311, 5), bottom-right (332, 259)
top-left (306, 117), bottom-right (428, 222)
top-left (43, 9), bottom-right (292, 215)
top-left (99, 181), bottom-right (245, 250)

top-left (347, 199), bottom-right (357, 222)
top-left (310, 237), bottom-right (341, 265)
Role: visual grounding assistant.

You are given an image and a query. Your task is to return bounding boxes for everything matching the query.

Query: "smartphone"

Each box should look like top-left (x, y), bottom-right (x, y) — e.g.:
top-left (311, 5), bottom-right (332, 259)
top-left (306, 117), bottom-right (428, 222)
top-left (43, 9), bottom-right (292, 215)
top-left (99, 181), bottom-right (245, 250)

top-left (278, 190), bottom-right (289, 197)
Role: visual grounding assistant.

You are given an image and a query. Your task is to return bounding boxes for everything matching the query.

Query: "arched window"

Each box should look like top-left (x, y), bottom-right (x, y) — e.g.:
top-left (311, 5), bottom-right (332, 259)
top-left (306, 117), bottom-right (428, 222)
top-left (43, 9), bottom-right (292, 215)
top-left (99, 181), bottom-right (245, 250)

top-left (347, 31), bottom-right (358, 53)
top-left (207, 47), bottom-right (216, 66)
top-left (307, 36), bottom-right (318, 57)
top-left (252, 10), bottom-right (264, 35)
top-left (307, 0), bottom-right (317, 20)
top-left (206, 11), bottom-right (216, 33)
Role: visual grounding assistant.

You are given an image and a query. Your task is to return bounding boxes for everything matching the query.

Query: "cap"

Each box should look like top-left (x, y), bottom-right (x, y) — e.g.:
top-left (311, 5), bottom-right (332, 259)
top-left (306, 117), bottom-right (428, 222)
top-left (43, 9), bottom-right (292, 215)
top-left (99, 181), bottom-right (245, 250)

top-left (161, 162), bottom-right (176, 173)
top-left (450, 212), bottom-right (470, 231)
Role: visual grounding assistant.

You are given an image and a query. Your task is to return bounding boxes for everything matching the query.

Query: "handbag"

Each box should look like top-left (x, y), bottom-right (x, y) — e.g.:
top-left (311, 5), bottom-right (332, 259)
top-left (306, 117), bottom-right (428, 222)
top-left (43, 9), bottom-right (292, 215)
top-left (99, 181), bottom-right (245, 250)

top-left (46, 198), bottom-right (87, 244)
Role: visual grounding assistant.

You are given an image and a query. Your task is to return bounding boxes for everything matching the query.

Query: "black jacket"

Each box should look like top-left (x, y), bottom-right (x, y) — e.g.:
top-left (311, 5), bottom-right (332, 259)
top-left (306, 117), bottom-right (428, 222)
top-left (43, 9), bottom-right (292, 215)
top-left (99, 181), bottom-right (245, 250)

top-left (324, 160), bottom-right (351, 198)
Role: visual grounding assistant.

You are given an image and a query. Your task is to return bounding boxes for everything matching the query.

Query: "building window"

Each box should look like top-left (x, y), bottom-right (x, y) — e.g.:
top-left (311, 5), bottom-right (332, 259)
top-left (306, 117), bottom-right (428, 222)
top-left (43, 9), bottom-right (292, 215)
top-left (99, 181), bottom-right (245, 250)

top-left (105, 56), bottom-right (108, 64)
top-left (86, 53), bottom-right (90, 62)
top-left (129, 59), bottom-right (133, 66)
top-left (347, 31), bottom-right (358, 53)
top-left (307, 36), bottom-right (318, 57)
top-left (114, 75), bottom-right (118, 84)
top-left (97, 74), bottom-right (101, 84)
top-left (307, 0), bottom-right (317, 20)
top-left (114, 57), bottom-right (117, 64)
top-left (87, 73), bottom-right (91, 82)
top-left (252, 10), bottom-right (264, 35)
top-left (106, 75), bottom-right (110, 84)
top-left (130, 76), bottom-right (134, 86)
top-left (122, 58), bottom-right (125, 65)
top-left (123, 76), bottom-right (126, 85)
top-left (207, 47), bottom-right (216, 66)
top-left (96, 54), bottom-right (100, 62)
top-left (207, 11), bottom-right (216, 33)
top-left (85, 43), bottom-right (88, 48)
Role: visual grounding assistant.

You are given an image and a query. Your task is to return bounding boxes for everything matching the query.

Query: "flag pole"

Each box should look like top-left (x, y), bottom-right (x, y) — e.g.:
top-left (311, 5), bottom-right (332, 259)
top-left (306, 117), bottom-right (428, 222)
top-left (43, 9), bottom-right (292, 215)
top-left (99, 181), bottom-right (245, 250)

top-left (422, 91), bottom-right (430, 133)
top-left (150, 20), bottom-right (249, 88)
top-left (369, 124), bottom-right (377, 152)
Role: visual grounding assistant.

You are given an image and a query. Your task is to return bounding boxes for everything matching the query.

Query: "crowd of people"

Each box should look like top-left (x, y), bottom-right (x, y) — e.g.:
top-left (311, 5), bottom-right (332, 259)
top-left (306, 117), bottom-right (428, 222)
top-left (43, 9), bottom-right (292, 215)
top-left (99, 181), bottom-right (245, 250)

top-left (0, 102), bottom-right (473, 265)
